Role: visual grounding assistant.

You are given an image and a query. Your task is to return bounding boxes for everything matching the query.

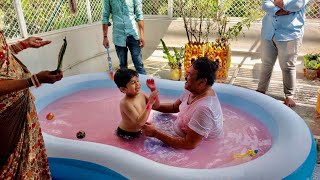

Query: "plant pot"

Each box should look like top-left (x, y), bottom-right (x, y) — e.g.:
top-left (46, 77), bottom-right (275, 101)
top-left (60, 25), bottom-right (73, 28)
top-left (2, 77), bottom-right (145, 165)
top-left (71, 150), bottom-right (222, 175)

top-left (170, 68), bottom-right (182, 81)
top-left (184, 42), bottom-right (231, 81)
top-left (305, 68), bottom-right (318, 80)
top-left (316, 89), bottom-right (320, 114)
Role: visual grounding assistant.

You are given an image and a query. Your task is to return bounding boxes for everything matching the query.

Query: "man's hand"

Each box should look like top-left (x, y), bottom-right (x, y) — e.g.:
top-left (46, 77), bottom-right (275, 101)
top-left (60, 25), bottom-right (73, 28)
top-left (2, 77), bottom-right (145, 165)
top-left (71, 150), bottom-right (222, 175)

top-left (276, 9), bottom-right (291, 16)
top-left (103, 37), bottom-right (109, 48)
top-left (139, 36), bottom-right (145, 48)
top-left (273, 0), bottom-right (284, 9)
top-left (146, 79), bottom-right (156, 91)
top-left (142, 122), bottom-right (157, 137)
top-left (24, 37), bottom-right (51, 49)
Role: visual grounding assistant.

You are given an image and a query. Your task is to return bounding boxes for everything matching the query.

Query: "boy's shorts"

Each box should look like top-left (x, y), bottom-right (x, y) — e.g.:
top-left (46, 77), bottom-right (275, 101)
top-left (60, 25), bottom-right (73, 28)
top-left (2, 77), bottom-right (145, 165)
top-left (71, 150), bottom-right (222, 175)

top-left (116, 127), bottom-right (141, 140)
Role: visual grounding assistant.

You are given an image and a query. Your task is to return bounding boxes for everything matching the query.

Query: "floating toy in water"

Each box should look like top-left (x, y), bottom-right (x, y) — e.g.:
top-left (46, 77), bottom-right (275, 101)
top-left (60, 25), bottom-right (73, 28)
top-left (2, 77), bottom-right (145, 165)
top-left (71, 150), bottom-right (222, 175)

top-left (76, 130), bottom-right (86, 139)
top-left (234, 149), bottom-right (259, 159)
top-left (46, 112), bottom-right (54, 120)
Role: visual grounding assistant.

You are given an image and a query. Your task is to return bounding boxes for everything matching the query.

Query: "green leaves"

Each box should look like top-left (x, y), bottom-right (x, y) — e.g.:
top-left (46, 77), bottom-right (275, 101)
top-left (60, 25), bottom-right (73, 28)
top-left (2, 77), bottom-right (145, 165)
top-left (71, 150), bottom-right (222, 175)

top-left (304, 53), bottom-right (320, 70)
top-left (160, 39), bottom-right (184, 69)
top-left (215, 0), bottom-right (263, 41)
top-left (57, 37), bottom-right (67, 71)
top-left (178, 0), bottom-right (263, 44)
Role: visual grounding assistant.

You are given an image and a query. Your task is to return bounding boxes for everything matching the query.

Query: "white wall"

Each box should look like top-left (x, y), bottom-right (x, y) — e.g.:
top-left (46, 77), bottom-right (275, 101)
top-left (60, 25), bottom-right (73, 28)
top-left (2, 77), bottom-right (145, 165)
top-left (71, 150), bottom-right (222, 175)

top-left (9, 18), bottom-right (320, 76)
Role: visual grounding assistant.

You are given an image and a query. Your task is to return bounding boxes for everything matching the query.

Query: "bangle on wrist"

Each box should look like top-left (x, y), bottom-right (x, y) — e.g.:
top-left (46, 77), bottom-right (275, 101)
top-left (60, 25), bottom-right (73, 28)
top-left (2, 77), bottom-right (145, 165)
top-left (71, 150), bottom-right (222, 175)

top-left (19, 41), bottom-right (28, 49)
top-left (30, 76), bottom-right (36, 87)
top-left (103, 35), bottom-right (108, 38)
top-left (34, 74), bottom-right (41, 86)
top-left (31, 74), bottom-right (41, 88)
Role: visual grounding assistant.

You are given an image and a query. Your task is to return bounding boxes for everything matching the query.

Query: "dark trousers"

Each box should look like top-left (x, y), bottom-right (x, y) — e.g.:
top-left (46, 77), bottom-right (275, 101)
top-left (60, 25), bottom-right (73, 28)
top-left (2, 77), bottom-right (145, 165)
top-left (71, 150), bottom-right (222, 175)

top-left (115, 35), bottom-right (146, 74)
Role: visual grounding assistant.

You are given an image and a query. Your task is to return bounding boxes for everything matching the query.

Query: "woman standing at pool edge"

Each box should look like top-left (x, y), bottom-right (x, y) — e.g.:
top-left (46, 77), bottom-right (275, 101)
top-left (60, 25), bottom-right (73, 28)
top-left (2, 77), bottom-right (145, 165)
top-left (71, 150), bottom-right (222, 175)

top-left (0, 30), bottom-right (63, 179)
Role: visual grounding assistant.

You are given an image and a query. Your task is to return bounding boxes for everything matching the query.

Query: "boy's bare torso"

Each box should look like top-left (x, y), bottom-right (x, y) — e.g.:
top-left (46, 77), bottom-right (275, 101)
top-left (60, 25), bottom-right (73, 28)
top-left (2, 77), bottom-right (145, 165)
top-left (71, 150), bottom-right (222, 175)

top-left (119, 92), bottom-right (147, 132)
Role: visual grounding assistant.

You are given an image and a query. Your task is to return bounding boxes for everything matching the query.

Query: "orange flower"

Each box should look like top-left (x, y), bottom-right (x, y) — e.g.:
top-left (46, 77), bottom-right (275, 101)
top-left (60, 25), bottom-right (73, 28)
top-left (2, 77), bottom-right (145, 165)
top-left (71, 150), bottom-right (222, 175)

top-left (0, 51), bottom-right (4, 60)
top-left (26, 171), bottom-right (33, 177)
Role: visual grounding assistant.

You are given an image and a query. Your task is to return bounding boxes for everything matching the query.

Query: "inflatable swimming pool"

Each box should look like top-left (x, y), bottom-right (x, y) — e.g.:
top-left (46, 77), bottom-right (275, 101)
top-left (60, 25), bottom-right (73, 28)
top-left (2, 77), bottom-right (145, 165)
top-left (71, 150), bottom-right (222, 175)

top-left (33, 72), bottom-right (316, 180)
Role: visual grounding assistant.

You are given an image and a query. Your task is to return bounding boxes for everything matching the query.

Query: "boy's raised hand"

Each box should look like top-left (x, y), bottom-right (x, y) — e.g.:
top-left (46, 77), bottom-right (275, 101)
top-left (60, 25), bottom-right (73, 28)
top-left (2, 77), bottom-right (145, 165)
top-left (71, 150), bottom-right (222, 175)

top-left (146, 79), bottom-right (156, 91)
top-left (146, 78), bottom-right (160, 109)
top-left (148, 90), bottom-right (158, 105)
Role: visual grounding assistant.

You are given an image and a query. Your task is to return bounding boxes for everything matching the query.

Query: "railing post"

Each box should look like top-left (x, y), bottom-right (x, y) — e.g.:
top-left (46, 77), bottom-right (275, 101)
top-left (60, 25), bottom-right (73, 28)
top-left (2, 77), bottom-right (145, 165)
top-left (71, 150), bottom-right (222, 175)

top-left (168, 0), bottom-right (173, 18)
top-left (14, 0), bottom-right (28, 38)
top-left (86, 0), bottom-right (93, 24)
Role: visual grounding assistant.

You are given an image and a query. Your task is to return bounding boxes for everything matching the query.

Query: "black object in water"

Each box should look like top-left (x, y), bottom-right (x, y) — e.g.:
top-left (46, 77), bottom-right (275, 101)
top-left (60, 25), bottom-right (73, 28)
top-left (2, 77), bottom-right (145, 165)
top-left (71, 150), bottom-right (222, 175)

top-left (76, 130), bottom-right (86, 139)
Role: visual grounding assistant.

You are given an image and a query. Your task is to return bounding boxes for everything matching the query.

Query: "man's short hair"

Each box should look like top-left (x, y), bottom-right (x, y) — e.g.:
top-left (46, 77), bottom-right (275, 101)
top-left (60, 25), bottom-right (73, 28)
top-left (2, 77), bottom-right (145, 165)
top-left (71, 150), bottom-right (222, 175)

top-left (192, 57), bottom-right (219, 86)
top-left (114, 68), bottom-right (139, 88)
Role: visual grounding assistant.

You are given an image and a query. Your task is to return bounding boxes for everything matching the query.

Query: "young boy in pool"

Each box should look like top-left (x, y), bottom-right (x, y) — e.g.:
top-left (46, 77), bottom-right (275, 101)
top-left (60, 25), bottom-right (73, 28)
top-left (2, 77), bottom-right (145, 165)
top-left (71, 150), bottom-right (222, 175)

top-left (114, 68), bottom-right (160, 140)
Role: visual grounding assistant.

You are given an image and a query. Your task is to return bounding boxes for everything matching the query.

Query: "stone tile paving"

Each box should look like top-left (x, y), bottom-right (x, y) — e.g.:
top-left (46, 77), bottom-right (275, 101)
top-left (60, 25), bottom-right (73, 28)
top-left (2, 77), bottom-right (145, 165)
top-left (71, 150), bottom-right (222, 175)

top-left (135, 60), bottom-right (320, 137)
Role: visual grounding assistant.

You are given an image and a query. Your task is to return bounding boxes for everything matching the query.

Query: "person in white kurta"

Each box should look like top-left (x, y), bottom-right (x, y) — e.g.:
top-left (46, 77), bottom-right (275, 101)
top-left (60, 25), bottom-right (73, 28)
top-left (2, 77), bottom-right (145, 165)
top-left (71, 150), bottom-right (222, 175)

top-left (143, 57), bottom-right (223, 149)
top-left (173, 90), bottom-right (223, 139)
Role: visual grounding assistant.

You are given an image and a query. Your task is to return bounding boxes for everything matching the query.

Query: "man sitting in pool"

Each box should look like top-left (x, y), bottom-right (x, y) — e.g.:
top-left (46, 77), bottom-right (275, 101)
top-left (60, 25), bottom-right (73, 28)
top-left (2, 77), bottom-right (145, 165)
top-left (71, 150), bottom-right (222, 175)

top-left (142, 57), bottom-right (223, 149)
top-left (114, 68), bottom-right (160, 140)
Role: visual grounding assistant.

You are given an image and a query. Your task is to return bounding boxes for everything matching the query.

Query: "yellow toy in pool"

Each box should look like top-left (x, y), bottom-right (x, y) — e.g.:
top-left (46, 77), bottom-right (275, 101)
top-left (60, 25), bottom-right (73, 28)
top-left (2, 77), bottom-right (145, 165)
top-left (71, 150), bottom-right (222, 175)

top-left (234, 149), bottom-right (259, 159)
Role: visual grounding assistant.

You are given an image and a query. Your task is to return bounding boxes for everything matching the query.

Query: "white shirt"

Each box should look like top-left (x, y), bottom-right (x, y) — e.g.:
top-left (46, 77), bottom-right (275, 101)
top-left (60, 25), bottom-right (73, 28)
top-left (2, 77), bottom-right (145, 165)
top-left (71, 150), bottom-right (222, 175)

top-left (173, 90), bottom-right (223, 139)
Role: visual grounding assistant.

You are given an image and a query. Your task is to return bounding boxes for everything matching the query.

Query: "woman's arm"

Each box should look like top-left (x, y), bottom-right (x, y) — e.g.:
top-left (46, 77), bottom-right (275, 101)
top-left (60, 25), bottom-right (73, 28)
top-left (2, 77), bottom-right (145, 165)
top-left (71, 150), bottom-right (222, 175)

top-left (0, 79), bottom-right (31, 96)
top-left (10, 37), bottom-right (51, 55)
top-left (143, 124), bottom-right (203, 149)
top-left (153, 99), bottom-right (181, 113)
top-left (0, 70), bottom-right (63, 96)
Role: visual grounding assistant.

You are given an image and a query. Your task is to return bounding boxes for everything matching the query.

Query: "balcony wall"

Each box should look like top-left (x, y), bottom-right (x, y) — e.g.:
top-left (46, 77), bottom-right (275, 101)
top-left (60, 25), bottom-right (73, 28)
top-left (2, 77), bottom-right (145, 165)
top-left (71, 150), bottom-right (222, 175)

top-left (9, 18), bottom-right (320, 76)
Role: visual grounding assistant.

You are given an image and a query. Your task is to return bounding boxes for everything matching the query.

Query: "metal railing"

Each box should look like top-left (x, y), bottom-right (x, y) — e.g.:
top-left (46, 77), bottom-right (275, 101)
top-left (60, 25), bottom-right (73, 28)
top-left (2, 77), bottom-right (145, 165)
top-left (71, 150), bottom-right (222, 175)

top-left (0, 0), bottom-right (319, 39)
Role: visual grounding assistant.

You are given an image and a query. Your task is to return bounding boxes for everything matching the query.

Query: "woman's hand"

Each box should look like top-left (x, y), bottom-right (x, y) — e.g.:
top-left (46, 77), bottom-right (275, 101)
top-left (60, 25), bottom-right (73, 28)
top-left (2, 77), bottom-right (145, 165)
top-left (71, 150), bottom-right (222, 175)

top-left (142, 122), bottom-right (157, 137)
top-left (36, 70), bottom-right (63, 84)
top-left (24, 37), bottom-right (51, 49)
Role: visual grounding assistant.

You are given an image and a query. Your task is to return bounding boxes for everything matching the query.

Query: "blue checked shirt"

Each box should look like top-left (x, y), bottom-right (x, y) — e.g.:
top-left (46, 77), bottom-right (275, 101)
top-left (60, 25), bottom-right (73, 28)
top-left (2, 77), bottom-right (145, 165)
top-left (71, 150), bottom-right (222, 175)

top-left (102, 0), bottom-right (144, 47)
top-left (261, 0), bottom-right (310, 41)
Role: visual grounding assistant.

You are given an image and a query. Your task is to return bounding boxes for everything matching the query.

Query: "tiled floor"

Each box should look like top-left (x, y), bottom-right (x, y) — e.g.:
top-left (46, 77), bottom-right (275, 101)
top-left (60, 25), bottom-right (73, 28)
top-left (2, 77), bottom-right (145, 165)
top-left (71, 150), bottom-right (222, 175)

top-left (313, 164), bottom-right (320, 180)
top-left (134, 55), bottom-right (320, 137)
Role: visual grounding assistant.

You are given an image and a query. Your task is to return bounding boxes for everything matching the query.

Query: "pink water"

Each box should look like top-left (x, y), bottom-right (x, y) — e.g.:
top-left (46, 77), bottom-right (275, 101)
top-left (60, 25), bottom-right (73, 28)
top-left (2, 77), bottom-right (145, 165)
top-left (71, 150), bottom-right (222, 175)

top-left (39, 88), bottom-right (272, 169)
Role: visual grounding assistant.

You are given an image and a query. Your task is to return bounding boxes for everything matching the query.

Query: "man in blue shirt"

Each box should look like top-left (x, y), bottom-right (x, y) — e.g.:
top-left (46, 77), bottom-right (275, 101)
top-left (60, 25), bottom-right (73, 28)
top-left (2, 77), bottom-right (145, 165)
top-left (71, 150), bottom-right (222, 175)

top-left (102, 0), bottom-right (146, 74)
top-left (257, 0), bottom-right (310, 107)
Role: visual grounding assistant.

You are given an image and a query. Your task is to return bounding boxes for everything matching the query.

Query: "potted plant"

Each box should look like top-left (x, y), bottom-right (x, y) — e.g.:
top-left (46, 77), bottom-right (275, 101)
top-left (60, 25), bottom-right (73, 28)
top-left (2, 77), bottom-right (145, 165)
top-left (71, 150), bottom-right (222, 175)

top-left (304, 52), bottom-right (320, 80)
top-left (160, 39), bottom-right (184, 81)
top-left (176, 0), bottom-right (262, 80)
